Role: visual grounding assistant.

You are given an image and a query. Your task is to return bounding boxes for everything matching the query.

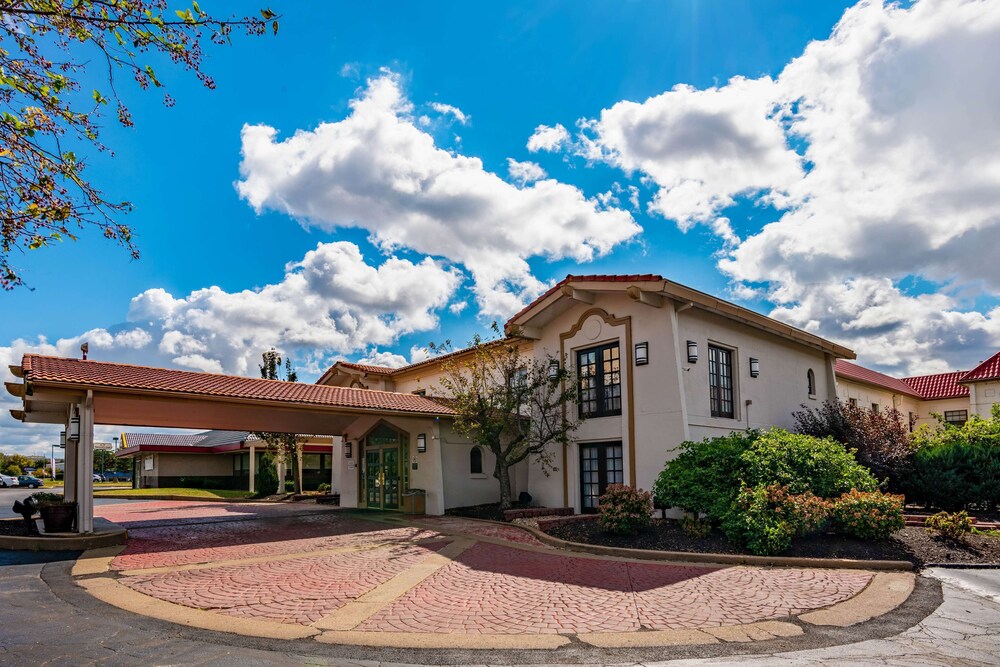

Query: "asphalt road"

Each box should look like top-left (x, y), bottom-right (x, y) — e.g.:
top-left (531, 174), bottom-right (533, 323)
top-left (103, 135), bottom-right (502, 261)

top-left (0, 486), bottom-right (137, 519)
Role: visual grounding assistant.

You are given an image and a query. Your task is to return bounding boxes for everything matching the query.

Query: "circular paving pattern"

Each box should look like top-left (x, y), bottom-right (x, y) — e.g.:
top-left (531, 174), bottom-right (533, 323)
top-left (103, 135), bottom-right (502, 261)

top-left (83, 501), bottom-right (897, 648)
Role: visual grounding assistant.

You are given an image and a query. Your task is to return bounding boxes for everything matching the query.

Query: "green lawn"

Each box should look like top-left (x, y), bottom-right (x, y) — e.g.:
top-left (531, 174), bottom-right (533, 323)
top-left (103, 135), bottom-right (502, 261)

top-left (93, 487), bottom-right (254, 499)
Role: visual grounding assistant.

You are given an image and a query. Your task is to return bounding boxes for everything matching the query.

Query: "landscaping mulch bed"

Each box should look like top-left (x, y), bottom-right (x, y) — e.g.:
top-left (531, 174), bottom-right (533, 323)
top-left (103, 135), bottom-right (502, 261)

top-left (542, 518), bottom-right (1000, 567)
top-left (0, 519), bottom-right (37, 537)
top-left (445, 502), bottom-right (531, 522)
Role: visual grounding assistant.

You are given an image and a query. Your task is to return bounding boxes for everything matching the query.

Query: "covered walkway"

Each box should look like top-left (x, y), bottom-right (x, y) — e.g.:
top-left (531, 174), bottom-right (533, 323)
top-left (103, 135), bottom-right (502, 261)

top-left (6, 354), bottom-right (455, 532)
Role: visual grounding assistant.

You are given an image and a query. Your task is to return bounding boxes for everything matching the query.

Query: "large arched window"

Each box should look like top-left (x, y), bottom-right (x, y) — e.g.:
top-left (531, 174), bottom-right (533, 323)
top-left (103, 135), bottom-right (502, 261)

top-left (807, 369), bottom-right (816, 396)
top-left (470, 446), bottom-right (484, 475)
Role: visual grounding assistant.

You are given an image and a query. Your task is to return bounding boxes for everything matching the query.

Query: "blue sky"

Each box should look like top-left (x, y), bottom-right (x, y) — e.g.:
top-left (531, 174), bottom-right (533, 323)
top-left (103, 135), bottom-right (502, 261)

top-left (3, 0), bottom-right (1000, 452)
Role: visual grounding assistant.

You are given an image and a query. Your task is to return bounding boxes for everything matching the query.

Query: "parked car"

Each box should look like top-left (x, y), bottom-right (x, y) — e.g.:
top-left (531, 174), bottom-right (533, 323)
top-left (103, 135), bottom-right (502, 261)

top-left (17, 475), bottom-right (44, 489)
top-left (0, 473), bottom-right (19, 487)
top-left (92, 473), bottom-right (104, 482)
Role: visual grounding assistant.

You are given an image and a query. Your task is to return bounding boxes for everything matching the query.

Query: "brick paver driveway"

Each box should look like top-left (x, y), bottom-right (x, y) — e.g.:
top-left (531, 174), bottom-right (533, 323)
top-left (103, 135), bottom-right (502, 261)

top-left (85, 501), bottom-right (884, 648)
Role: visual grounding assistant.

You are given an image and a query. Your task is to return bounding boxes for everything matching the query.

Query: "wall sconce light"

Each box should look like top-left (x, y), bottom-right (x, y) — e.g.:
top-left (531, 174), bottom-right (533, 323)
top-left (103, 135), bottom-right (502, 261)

top-left (59, 431), bottom-right (66, 448)
top-left (686, 340), bottom-right (699, 364)
top-left (68, 412), bottom-right (80, 442)
top-left (634, 342), bottom-right (649, 366)
top-left (417, 433), bottom-right (427, 453)
top-left (547, 359), bottom-right (560, 379)
top-left (344, 440), bottom-right (352, 458)
top-left (749, 357), bottom-right (760, 378)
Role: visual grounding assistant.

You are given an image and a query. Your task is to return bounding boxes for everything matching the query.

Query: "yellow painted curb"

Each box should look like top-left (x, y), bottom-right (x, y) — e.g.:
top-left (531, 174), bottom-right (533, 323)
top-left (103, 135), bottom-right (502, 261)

top-left (578, 628), bottom-right (719, 647)
top-left (704, 620), bottom-right (804, 642)
top-left (78, 576), bottom-right (319, 640)
top-left (72, 545), bottom-right (126, 577)
top-left (315, 630), bottom-right (571, 649)
top-left (800, 571), bottom-right (915, 627)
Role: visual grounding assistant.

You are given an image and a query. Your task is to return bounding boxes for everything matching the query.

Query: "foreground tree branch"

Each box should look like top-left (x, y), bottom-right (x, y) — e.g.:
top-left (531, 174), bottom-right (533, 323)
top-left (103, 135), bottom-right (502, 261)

top-left (0, 1), bottom-right (279, 288)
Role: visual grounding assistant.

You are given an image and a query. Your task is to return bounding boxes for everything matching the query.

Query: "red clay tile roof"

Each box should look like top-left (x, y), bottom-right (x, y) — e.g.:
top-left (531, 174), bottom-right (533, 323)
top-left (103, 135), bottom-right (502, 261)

top-left (959, 351), bottom-right (1000, 383)
top-left (505, 274), bottom-right (664, 327)
top-left (902, 371), bottom-right (970, 400)
top-left (21, 354), bottom-right (455, 416)
top-left (334, 362), bottom-right (397, 375)
top-left (835, 360), bottom-right (924, 399)
top-left (123, 433), bottom-right (207, 448)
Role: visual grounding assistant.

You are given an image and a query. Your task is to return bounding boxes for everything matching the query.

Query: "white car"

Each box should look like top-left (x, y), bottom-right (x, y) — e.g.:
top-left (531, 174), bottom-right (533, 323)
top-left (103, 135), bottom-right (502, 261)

top-left (0, 473), bottom-right (19, 488)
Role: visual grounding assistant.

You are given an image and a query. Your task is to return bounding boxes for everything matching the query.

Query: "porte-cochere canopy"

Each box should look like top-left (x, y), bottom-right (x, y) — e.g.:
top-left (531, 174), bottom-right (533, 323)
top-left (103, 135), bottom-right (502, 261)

top-left (6, 354), bottom-right (456, 532)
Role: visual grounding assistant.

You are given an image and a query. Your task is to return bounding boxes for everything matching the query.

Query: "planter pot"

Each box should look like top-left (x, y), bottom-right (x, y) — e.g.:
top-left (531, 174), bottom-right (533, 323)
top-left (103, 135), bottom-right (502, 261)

top-left (39, 503), bottom-right (77, 533)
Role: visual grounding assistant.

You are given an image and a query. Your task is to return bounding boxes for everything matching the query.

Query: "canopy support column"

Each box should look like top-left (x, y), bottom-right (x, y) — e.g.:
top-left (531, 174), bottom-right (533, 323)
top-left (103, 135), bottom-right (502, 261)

top-left (249, 443), bottom-right (256, 494)
top-left (75, 390), bottom-right (95, 533)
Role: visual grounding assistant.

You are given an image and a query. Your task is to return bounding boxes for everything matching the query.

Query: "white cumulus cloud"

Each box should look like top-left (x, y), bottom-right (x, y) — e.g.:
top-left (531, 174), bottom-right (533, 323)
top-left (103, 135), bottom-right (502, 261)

top-left (527, 123), bottom-right (570, 153)
top-left (507, 158), bottom-right (546, 187)
top-left (236, 71), bottom-right (639, 316)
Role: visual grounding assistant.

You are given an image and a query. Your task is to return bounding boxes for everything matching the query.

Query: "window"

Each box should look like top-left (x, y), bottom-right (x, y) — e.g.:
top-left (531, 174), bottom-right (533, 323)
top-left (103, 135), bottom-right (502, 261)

top-left (577, 343), bottom-right (622, 418)
top-left (944, 410), bottom-right (968, 427)
top-left (872, 403), bottom-right (880, 413)
top-left (849, 397), bottom-right (858, 407)
top-left (708, 344), bottom-right (735, 418)
top-left (908, 412), bottom-right (915, 432)
top-left (580, 442), bottom-right (624, 513)
top-left (470, 446), bottom-right (483, 475)
top-left (807, 369), bottom-right (816, 396)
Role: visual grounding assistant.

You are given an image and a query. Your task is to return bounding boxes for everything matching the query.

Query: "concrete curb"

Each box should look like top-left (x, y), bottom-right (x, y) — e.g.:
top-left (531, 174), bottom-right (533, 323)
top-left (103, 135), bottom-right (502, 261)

top-left (439, 515), bottom-right (915, 571)
top-left (0, 517), bottom-right (127, 551)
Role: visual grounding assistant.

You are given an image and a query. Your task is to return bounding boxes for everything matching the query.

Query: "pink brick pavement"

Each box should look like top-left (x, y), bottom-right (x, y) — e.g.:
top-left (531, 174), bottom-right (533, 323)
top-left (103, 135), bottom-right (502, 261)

top-left (359, 541), bottom-right (872, 634)
top-left (98, 501), bottom-right (876, 634)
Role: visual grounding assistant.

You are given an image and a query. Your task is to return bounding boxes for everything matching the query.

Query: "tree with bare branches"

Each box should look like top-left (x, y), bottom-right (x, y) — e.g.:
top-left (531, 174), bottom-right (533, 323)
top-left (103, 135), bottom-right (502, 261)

top-left (434, 327), bottom-right (581, 510)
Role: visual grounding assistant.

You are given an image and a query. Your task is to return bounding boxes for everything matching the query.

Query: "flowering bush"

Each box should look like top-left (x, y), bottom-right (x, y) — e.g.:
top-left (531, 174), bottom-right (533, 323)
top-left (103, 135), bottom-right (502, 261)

top-left (831, 489), bottom-right (904, 540)
top-left (722, 484), bottom-right (831, 555)
top-left (598, 484), bottom-right (653, 535)
top-left (925, 511), bottom-right (974, 542)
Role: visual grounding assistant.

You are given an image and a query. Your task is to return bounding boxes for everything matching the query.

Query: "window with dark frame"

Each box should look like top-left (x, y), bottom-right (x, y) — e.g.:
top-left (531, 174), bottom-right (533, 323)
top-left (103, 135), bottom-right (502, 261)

top-left (807, 368), bottom-right (816, 396)
top-left (944, 410), bottom-right (968, 427)
top-left (708, 344), bottom-right (735, 418)
top-left (577, 342), bottom-right (622, 418)
top-left (470, 446), bottom-right (483, 475)
top-left (849, 397), bottom-right (858, 407)
top-left (872, 403), bottom-right (880, 413)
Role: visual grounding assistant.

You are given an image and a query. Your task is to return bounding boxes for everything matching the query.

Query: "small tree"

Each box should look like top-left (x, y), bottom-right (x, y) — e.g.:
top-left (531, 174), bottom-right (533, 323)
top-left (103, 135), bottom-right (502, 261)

top-left (435, 326), bottom-right (582, 510)
top-left (253, 348), bottom-right (305, 494)
top-left (255, 450), bottom-right (279, 497)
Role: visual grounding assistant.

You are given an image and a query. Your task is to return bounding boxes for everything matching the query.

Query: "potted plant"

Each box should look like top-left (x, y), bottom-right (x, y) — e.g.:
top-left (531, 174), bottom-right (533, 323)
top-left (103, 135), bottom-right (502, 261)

top-left (31, 492), bottom-right (76, 533)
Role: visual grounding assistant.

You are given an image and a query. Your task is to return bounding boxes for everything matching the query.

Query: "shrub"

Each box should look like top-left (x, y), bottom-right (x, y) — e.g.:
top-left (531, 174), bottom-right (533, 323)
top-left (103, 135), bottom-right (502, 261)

top-left (284, 479), bottom-right (295, 493)
top-left (925, 511), bottom-right (974, 542)
top-left (831, 489), bottom-right (904, 540)
top-left (653, 431), bottom-right (758, 522)
top-left (29, 492), bottom-right (64, 506)
top-left (256, 451), bottom-right (279, 496)
top-left (680, 515), bottom-right (712, 538)
top-left (741, 429), bottom-right (878, 498)
top-left (722, 484), bottom-right (831, 555)
top-left (317, 483), bottom-right (331, 493)
top-left (793, 400), bottom-right (914, 490)
top-left (598, 484), bottom-right (653, 535)
top-left (906, 407), bottom-right (1000, 510)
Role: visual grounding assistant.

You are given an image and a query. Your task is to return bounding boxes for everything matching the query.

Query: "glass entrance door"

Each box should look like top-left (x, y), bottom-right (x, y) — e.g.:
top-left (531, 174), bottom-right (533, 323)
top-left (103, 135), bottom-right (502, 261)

top-left (361, 420), bottom-right (410, 510)
top-left (579, 442), bottom-right (624, 513)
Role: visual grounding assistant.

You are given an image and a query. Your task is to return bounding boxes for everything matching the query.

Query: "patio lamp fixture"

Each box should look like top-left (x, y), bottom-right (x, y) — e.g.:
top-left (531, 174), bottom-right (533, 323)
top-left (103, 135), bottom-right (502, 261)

top-left (68, 411), bottom-right (81, 442)
top-left (547, 359), bottom-right (560, 380)
top-left (417, 433), bottom-right (427, 453)
top-left (686, 340), bottom-right (699, 364)
top-left (634, 342), bottom-right (649, 366)
top-left (344, 440), bottom-right (352, 459)
top-left (749, 357), bottom-right (760, 378)
top-left (59, 430), bottom-right (66, 448)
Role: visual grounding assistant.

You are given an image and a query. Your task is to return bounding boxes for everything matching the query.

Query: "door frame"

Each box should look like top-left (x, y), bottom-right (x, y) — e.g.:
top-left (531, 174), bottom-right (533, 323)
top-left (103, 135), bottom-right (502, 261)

top-left (356, 420), bottom-right (410, 510)
top-left (578, 440), bottom-right (624, 514)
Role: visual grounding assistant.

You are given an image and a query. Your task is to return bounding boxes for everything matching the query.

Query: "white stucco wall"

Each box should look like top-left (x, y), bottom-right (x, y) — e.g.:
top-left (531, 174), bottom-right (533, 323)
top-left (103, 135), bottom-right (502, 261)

top-left (969, 381), bottom-right (1000, 418)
